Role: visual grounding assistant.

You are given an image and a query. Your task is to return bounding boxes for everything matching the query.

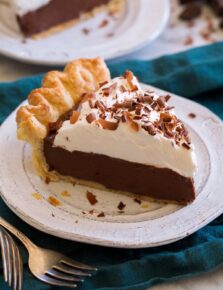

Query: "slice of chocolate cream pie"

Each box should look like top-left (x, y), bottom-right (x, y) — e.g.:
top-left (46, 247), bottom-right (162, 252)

top-left (9, 0), bottom-right (123, 38)
top-left (16, 57), bottom-right (196, 204)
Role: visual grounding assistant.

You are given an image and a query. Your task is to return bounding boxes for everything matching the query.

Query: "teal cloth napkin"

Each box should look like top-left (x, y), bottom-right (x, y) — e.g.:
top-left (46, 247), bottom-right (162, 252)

top-left (1, 42), bottom-right (223, 290)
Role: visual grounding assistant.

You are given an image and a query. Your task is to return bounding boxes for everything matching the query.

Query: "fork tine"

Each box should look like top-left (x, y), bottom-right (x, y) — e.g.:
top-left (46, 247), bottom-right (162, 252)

top-left (55, 263), bottom-right (91, 277)
top-left (0, 227), bottom-right (23, 290)
top-left (61, 258), bottom-right (98, 271)
top-left (0, 230), bottom-right (8, 282)
top-left (8, 233), bottom-right (23, 290)
top-left (5, 230), bottom-right (15, 288)
top-left (38, 274), bottom-right (77, 288)
top-left (3, 231), bottom-right (13, 286)
top-left (46, 268), bottom-right (83, 282)
top-left (9, 235), bottom-right (18, 290)
top-left (16, 245), bottom-right (23, 290)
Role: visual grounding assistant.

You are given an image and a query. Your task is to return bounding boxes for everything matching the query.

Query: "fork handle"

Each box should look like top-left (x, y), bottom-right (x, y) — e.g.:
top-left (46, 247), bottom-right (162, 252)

top-left (0, 217), bottom-right (36, 251)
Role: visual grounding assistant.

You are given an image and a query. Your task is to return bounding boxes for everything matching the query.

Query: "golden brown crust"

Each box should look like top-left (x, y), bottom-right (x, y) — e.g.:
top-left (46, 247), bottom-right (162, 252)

top-left (16, 57), bottom-right (111, 145)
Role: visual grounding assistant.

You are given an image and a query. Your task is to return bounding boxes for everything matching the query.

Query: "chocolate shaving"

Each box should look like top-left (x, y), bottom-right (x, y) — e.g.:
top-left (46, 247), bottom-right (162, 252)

top-left (114, 100), bottom-right (133, 109)
top-left (165, 95), bottom-right (171, 102)
top-left (157, 96), bottom-right (167, 108)
top-left (135, 106), bottom-right (142, 115)
top-left (166, 106), bottom-right (174, 111)
top-left (143, 106), bottom-right (151, 113)
top-left (95, 100), bottom-right (106, 112)
top-left (188, 113), bottom-right (196, 118)
top-left (98, 119), bottom-right (119, 130)
top-left (99, 113), bottom-right (106, 119)
top-left (134, 198), bottom-right (142, 204)
top-left (70, 111), bottom-right (80, 124)
top-left (86, 113), bottom-right (96, 123)
top-left (89, 99), bottom-right (95, 109)
top-left (143, 95), bottom-right (153, 104)
top-left (183, 132), bottom-right (191, 144)
top-left (118, 201), bottom-right (126, 210)
top-left (123, 70), bottom-right (138, 91)
top-left (97, 212), bottom-right (105, 217)
top-left (135, 103), bottom-right (143, 115)
top-left (99, 19), bottom-right (109, 28)
top-left (99, 81), bottom-right (109, 87)
top-left (45, 177), bottom-right (51, 184)
top-left (151, 101), bottom-right (158, 110)
top-left (86, 191), bottom-right (98, 205)
top-left (162, 117), bottom-right (172, 123)
top-left (133, 116), bottom-right (142, 120)
top-left (123, 112), bottom-right (139, 131)
top-left (142, 124), bottom-right (156, 136)
top-left (82, 28), bottom-right (91, 35)
top-left (182, 142), bottom-right (191, 150)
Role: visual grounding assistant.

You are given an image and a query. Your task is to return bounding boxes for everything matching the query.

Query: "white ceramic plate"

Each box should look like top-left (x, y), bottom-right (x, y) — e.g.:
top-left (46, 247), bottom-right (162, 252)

top-left (0, 84), bottom-right (223, 248)
top-left (0, 0), bottom-right (170, 65)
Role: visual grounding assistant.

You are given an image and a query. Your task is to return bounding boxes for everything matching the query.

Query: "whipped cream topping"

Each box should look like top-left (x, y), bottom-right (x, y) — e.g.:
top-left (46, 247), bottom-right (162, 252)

top-left (53, 72), bottom-right (196, 178)
top-left (10, 0), bottom-right (51, 16)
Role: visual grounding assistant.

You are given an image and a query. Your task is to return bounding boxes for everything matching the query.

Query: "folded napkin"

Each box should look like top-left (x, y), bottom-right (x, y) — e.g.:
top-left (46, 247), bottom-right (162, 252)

top-left (0, 42), bottom-right (223, 290)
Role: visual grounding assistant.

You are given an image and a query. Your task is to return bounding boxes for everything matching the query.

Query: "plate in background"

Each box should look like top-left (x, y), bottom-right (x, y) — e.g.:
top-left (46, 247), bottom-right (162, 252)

top-left (0, 84), bottom-right (223, 248)
top-left (0, 0), bottom-right (169, 65)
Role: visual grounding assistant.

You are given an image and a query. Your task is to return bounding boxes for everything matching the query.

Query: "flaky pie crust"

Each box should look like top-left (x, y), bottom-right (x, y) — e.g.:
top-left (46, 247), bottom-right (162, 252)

top-left (16, 57), bottom-right (111, 180)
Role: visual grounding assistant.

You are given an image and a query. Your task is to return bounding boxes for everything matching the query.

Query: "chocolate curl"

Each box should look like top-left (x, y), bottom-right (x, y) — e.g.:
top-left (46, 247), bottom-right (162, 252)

top-left (70, 111), bottom-right (80, 124)
top-left (123, 71), bottom-right (138, 91)
top-left (86, 113), bottom-right (96, 124)
top-left (142, 124), bottom-right (156, 136)
top-left (86, 191), bottom-right (98, 205)
top-left (98, 119), bottom-right (119, 130)
top-left (157, 96), bottom-right (166, 108)
top-left (123, 111), bottom-right (139, 132)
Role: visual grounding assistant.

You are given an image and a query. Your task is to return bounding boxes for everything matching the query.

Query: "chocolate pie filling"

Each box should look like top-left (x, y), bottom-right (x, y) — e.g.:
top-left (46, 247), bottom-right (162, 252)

top-left (43, 131), bottom-right (195, 204)
top-left (17, 0), bottom-right (110, 36)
